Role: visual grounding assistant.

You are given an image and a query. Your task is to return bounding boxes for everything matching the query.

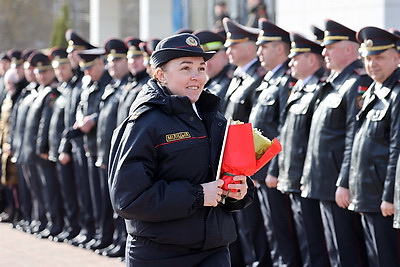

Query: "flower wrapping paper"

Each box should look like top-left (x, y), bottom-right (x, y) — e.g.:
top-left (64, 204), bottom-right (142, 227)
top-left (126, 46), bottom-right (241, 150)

top-left (220, 122), bottom-right (282, 191)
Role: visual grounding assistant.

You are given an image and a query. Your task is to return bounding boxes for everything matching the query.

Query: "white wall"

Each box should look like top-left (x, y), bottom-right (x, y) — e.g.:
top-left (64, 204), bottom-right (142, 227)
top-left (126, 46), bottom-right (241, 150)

top-left (140, 0), bottom-right (173, 40)
top-left (90, 0), bottom-right (121, 46)
top-left (275, 0), bottom-right (400, 38)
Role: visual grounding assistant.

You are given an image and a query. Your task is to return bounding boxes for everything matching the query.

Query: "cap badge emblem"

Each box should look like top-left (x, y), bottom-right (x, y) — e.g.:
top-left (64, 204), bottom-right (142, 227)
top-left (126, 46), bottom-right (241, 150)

top-left (186, 37), bottom-right (198, 46)
top-left (365, 39), bottom-right (373, 47)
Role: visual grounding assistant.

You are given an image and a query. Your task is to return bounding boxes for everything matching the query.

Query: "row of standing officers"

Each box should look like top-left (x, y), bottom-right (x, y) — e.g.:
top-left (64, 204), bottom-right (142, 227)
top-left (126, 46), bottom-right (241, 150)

top-left (0, 15), bottom-right (400, 266)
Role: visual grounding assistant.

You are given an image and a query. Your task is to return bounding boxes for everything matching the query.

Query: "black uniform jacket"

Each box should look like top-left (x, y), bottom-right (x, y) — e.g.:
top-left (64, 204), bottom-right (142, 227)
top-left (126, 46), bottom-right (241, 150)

top-left (19, 83), bottom-right (59, 164)
top-left (117, 70), bottom-right (149, 125)
top-left (58, 69), bottom-right (84, 154)
top-left (394, 154), bottom-right (400, 228)
top-left (346, 68), bottom-right (400, 213)
top-left (96, 73), bottom-right (130, 167)
top-left (9, 82), bottom-right (37, 163)
top-left (48, 84), bottom-right (69, 162)
top-left (269, 68), bottom-right (325, 193)
top-left (222, 59), bottom-right (266, 122)
top-left (249, 60), bottom-right (296, 181)
top-left (108, 79), bottom-right (254, 250)
top-left (205, 64), bottom-right (234, 112)
top-left (301, 60), bottom-right (373, 201)
top-left (76, 70), bottom-right (112, 157)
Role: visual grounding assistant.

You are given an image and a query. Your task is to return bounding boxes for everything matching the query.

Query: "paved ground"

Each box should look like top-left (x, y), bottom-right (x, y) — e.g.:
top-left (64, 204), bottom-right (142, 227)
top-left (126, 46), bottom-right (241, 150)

top-left (0, 223), bottom-right (125, 267)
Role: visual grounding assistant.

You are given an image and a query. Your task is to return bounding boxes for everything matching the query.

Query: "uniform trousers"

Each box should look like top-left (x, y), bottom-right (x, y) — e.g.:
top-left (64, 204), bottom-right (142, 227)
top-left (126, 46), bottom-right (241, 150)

top-left (96, 167), bottom-right (115, 243)
top-left (36, 158), bottom-right (63, 232)
top-left (126, 235), bottom-right (230, 267)
top-left (16, 163), bottom-right (32, 223)
top-left (258, 184), bottom-right (301, 267)
top-left (71, 140), bottom-right (95, 236)
top-left (319, 200), bottom-right (368, 267)
top-left (360, 212), bottom-right (400, 267)
top-left (56, 160), bottom-right (80, 234)
top-left (87, 155), bottom-right (102, 232)
top-left (289, 193), bottom-right (330, 267)
top-left (22, 163), bottom-right (47, 229)
top-left (233, 189), bottom-right (272, 267)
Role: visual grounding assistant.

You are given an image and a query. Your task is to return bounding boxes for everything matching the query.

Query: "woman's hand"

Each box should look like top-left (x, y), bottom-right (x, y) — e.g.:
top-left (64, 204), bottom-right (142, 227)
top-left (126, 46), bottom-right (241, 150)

top-left (224, 175), bottom-right (248, 200)
top-left (201, 179), bottom-right (224, 207)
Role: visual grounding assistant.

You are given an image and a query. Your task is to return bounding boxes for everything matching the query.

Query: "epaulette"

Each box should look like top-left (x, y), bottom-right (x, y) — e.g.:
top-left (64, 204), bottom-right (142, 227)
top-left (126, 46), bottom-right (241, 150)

top-left (354, 67), bottom-right (367, 76)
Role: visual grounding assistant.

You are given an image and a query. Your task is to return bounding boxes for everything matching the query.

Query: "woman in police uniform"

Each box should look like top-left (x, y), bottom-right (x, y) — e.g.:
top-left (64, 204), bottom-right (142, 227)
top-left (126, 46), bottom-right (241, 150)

top-left (108, 33), bottom-right (254, 266)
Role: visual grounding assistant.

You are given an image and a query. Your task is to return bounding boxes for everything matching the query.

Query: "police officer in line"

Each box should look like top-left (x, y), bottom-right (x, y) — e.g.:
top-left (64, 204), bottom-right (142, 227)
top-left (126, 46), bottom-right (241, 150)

top-left (22, 52), bottom-right (63, 239)
top-left (62, 29), bottom-right (96, 245)
top-left (18, 51), bottom-right (46, 235)
top-left (139, 38), bottom-right (160, 78)
top-left (99, 38), bottom-right (148, 258)
top-left (249, 18), bottom-right (300, 267)
top-left (116, 36), bottom-right (149, 125)
top-left (9, 49), bottom-right (38, 232)
top-left (267, 33), bottom-right (329, 267)
top-left (0, 50), bottom-right (29, 224)
top-left (344, 26), bottom-right (400, 267)
top-left (301, 19), bottom-right (372, 267)
top-left (193, 29), bottom-right (234, 111)
top-left (222, 17), bottom-right (271, 267)
top-left (221, 17), bottom-right (266, 122)
top-left (87, 38), bottom-right (132, 253)
top-left (47, 47), bottom-right (81, 243)
top-left (0, 68), bottom-right (20, 224)
top-left (70, 48), bottom-right (112, 248)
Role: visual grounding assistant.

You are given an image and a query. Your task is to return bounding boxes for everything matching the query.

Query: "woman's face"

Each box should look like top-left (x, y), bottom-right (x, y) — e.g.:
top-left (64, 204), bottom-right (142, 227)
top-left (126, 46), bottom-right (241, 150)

top-left (156, 57), bottom-right (207, 103)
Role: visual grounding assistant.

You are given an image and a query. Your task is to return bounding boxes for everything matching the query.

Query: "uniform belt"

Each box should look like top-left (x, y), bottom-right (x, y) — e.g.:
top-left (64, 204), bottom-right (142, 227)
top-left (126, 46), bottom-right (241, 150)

top-left (133, 235), bottom-right (201, 253)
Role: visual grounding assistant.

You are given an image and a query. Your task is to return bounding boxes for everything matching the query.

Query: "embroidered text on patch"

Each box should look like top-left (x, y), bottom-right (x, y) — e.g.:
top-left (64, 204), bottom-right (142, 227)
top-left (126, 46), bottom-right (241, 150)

top-left (166, 132), bottom-right (191, 142)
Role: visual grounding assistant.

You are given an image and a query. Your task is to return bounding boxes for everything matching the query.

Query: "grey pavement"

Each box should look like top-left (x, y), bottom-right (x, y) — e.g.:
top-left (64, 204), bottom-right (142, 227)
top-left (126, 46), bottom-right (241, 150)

top-left (0, 223), bottom-right (125, 267)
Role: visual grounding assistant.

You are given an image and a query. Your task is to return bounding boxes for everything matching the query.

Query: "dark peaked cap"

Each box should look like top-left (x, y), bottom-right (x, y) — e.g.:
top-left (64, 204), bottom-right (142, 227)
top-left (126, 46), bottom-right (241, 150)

top-left (289, 32), bottom-right (323, 58)
top-left (65, 29), bottom-right (96, 53)
top-left (49, 47), bottom-right (69, 68)
top-left (29, 52), bottom-right (53, 72)
top-left (223, 17), bottom-right (259, 47)
top-left (357, 26), bottom-right (400, 57)
top-left (193, 30), bottom-right (226, 52)
top-left (78, 48), bottom-right (105, 69)
top-left (0, 52), bottom-right (10, 61)
top-left (321, 19), bottom-right (357, 46)
top-left (8, 49), bottom-right (23, 66)
top-left (104, 38), bottom-right (127, 61)
top-left (257, 18), bottom-right (290, 45)
top-left (311, 25), bottom-right (324, 43)
top-left (124, 36), bottom-right (144, 58)
top-left (151, 33), bottom-right (215, 68)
